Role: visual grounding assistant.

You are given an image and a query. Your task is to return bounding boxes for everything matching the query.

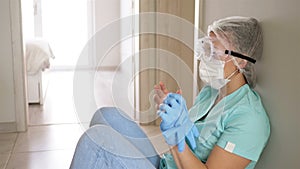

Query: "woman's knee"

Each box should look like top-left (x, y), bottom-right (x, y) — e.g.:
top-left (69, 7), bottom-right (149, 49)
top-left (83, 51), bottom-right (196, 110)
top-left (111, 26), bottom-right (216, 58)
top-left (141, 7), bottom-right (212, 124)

top-left (90, 107), bottom-right (116, 127)
top-left (90, 107), bottom-right (130, 127)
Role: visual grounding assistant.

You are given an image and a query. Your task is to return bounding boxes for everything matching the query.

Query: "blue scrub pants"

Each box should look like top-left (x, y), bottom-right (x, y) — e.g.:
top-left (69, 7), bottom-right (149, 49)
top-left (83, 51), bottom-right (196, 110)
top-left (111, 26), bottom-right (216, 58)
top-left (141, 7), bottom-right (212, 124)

top-left (70, 107), bottom-right (161, 169)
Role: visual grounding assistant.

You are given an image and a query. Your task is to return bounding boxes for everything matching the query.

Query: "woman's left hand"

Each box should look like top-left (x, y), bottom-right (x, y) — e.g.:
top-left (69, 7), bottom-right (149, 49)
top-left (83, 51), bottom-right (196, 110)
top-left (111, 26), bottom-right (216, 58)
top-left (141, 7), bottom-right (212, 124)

top-left (153, 82), bottom-right (181, 110)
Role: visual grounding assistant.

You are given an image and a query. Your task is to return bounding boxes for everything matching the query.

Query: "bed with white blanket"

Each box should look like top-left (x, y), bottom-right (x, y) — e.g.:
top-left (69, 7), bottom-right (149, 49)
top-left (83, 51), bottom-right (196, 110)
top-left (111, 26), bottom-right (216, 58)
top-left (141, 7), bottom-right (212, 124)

top-left (26, 39), bottom-right (54, 104)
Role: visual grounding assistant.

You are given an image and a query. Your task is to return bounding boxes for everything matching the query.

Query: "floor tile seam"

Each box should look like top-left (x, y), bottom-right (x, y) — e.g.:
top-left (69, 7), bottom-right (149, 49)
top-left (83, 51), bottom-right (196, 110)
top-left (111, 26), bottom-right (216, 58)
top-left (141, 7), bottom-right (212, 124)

top-left (11, 148), bottom-right (75, 154)
top-left (3, 153), bottom-right (10, 169)
top-left (4, 132), bottom-right (19, 169)
top-left (27, 122), bottom-right (81, 128)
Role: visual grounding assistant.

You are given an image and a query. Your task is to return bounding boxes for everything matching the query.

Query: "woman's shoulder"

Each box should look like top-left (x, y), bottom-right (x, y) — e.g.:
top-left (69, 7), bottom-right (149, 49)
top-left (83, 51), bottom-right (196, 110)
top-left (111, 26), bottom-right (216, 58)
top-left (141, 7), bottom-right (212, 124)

top-left (224, 85), bottom-right (270, 128)
top-left (224, 97), bottom-right (270, 136)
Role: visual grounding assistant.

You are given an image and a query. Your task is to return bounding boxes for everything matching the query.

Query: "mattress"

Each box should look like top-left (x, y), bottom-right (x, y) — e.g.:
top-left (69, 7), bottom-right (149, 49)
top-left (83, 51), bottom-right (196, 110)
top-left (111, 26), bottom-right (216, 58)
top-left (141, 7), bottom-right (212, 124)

top-left (25, 39), bottom-right (54, 104)
top-left (25, 39), bottom-right (55, 75)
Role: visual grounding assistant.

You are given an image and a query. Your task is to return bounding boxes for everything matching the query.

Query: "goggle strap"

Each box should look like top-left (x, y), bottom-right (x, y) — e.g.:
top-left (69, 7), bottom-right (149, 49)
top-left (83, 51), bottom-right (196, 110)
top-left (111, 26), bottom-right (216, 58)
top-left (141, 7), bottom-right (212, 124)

top-left (225, 50), bottom-right (256, 64)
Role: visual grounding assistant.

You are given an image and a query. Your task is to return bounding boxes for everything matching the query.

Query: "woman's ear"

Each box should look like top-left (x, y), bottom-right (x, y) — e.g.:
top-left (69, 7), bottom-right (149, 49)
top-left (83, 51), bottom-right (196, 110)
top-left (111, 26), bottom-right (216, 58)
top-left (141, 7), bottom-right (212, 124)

top-left (239, 60), bottom-right (248, 69)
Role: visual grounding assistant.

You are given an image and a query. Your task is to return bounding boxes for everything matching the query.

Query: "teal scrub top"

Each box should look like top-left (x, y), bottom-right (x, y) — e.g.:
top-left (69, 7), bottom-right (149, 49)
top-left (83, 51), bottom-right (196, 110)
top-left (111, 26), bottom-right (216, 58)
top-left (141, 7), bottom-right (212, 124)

top-left (160, 84), bottom-right (270, 169)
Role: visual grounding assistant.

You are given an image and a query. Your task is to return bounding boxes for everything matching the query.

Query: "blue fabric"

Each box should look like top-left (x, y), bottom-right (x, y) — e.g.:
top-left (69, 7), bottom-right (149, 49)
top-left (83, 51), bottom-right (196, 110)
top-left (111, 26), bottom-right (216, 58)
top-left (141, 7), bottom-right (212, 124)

top-left (70, 107), bottom-right (160, 169)
top-left (160, 84), bottom-right (270, 169)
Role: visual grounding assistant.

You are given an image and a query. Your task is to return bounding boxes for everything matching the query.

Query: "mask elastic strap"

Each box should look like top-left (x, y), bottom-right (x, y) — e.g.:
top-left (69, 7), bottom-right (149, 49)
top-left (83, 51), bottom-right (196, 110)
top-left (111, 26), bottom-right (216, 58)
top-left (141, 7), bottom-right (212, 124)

top-left (231, 57), bottom-right (245, 73)
top-left (226, 69), bottom-right (239, 80)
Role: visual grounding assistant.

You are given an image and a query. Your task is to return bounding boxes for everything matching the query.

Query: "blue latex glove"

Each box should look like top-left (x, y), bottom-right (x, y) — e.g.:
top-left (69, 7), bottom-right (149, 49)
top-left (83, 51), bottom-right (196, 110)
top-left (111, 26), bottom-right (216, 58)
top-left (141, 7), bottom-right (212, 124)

top-left (157, 93), bottom-right (199, 152)
top-left (158, 100), bottom-right (181, 132)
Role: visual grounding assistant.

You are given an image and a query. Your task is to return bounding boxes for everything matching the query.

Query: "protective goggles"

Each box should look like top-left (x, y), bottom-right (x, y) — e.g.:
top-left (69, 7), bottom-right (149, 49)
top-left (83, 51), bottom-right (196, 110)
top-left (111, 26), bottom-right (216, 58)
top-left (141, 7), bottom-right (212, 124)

top-left (196, 37), bottom-right (256, 64)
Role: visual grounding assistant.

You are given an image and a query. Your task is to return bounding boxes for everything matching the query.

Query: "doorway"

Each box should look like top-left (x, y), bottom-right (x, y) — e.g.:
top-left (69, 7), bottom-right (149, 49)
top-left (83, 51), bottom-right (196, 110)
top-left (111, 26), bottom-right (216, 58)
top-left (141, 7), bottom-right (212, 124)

top-left (21, 0), bottom-right (139, 126)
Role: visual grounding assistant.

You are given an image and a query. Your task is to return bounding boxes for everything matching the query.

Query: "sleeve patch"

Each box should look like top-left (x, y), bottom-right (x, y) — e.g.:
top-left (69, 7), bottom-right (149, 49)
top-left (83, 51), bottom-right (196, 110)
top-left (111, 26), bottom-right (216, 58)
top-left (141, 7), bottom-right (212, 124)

top-left (224, 142), bottom-right (235, 153)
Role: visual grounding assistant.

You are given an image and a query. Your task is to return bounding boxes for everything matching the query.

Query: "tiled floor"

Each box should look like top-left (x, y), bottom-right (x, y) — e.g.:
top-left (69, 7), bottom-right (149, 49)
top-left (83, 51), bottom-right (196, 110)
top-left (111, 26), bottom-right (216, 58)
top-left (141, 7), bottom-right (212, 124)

top-left (0, 70), bottom-right (166, 169)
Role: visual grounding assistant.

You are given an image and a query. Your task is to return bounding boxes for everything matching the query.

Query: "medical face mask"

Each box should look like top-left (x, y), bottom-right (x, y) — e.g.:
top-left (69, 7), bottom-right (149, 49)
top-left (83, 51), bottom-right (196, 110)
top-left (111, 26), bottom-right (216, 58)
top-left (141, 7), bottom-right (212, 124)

top-left (199, 57), bottom-right (238, 90)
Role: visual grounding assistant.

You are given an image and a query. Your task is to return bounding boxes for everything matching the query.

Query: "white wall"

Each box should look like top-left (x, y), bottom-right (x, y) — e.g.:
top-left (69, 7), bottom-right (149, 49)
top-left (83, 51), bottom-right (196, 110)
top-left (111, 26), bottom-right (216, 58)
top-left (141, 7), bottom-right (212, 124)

top-left (0, 0), bottom-right (27, 132)
top-left (201, 0), bottom-right (300, 168)
top-left (0, 0), bottom-right (17, 123)
top-left (94, 0), bottom-right (121, 67)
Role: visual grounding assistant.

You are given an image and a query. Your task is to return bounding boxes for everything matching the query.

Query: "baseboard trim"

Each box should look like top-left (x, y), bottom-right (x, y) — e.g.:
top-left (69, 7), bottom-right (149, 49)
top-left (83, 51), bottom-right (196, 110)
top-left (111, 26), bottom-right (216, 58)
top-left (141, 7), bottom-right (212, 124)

top-left (0, 122), bottom-right (17, 133)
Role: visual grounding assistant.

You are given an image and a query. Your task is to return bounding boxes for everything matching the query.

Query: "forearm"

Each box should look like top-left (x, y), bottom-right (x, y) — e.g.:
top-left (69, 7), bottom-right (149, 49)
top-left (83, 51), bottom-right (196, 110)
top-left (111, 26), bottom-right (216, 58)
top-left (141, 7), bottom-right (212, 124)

top-left (169, 145), bottom-right (183, 168)
top-left (170, 143), bottom-right (208, 169)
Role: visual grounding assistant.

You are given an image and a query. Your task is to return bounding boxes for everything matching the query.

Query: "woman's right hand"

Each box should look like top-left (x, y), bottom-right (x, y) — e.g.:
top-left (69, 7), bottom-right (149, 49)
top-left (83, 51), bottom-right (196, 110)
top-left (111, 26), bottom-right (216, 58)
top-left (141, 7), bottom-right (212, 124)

top-left (153, 82), bottom-right (181, 110)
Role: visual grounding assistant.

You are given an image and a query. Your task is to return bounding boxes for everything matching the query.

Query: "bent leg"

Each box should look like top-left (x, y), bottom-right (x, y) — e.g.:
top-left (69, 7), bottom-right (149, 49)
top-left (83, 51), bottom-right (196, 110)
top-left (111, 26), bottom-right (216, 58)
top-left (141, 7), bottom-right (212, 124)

top-left (70, 125), bottom-right (158, 169)
top-left (89, 107), bottom-right (160, 166)
top-left (90, 107), bottom-right (146, 139)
